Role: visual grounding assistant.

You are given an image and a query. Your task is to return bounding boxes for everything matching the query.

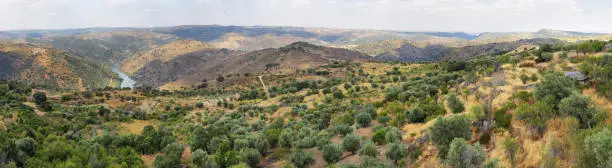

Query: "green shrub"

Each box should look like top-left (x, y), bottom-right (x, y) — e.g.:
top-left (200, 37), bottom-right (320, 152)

top-left (239, 148), bottom-right (261, 168)
top-left (406, 107), bottom-right (426, 123)
top-left (291, 149), bottom-right (315, 168)
top-left (559, 94), bottom-right (604, 129)
top-left (386, 142), bottom-right (407, 165)
top-left (372, 129), bottom-right (387, 145)
top-left (429, 115), bottom-right (471, 159)
top-left (385, 127), bottom-right (402, 143)
top-left (333, 124), bottom-right (354, 136)
top-left (356, 112), bottom-right (372, 127)
top-left (321, 144), bottom-right (342, 164)
top-left (446, 138), bottom-right (486, 168)
top-left (359, 141), bottom-right (378, 157)
top-left (503, 137), bottom-right (519, 168)
top-left (447, 94), bottom-right (465, 114)
top-left (342, 134), bottom-right (361, 154)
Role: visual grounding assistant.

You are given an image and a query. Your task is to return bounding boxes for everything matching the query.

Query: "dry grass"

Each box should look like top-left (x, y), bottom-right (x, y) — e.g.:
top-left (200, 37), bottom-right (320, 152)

top-left (23, 102), bottom-right (45, 117)
top-left (582, 89), bottom-right (612, 124)
top-left (120, 120), bottom-right (155, 135)
top-left (142, 154), bottom-right (156, 168)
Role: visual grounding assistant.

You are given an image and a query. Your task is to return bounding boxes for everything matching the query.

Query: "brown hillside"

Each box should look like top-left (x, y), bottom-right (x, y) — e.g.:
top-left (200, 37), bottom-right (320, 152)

top-left (134, 42), bottom-right (372, 88)
top-left (119, 40), bottom-right (212, 74)
top-left (0, 42), bottom-right (115, 89)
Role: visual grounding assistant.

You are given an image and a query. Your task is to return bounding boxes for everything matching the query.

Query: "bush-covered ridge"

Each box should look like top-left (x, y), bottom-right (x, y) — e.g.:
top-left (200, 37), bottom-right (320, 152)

top-left (0, 40), bottom-right (610, 168)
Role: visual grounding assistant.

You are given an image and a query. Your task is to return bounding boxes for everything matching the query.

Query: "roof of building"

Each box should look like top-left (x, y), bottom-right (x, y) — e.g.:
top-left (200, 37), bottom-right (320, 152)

top-left (565, 71), bottom-right (587, 81)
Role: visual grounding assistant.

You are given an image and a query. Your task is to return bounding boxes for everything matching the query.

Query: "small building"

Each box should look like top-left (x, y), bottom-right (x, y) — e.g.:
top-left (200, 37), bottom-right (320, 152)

top-left (605, 43), bottom-right (612, 51)
top-left (565, 71), bottom-right (588, 82)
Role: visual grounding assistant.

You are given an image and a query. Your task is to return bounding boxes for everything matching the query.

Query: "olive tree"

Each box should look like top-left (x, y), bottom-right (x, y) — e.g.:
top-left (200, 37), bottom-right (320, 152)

top-left (406, 107), bottom-right (426, 123)
top-left (291, 149), bottom-right (315, 168)
top-left (385, 127), bottom-right (402, 143)
top-left (429, 115), bottom-right (471, 159)
top-left (279, 128), bottom-right (297, 148)
top-left (191, 149), bottom-right (208, 168)
top-left (447, 94), bottom-right (465, 114)
top-left (239, 148), bottom-right (261, 168)
top-left (359, 141), bottom-right (378, 157)
top-left (559, 94), bottom-right (603, 129)
top-left (534, 72), bottom-right (576, 107)
top-left (583, 129), bottom-right (612, 168)
top-left (446, 138), bottom-right (486, 168)
top-left (33, 92), bottom-right (47, 105)
top-left (321, 144), bottom-right (343, 164)
top-left (356, 112), bottom-right (372, 127)
top-left (342, 134), bottom-right (361, 154)
top-left (386, 142), bottom-right (407, 165)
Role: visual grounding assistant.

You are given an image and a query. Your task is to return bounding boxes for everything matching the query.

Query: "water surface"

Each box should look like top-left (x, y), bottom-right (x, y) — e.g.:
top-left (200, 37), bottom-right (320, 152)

top-left (111, 65), bottom-right (135, 88)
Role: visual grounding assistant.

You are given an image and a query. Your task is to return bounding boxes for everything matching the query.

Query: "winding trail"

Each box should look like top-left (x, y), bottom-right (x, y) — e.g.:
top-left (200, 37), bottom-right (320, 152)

top-left (258, 76), bottom-right (270, 98)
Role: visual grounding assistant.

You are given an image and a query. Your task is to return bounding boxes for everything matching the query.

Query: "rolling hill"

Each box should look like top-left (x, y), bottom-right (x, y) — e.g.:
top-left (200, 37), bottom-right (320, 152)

top-left (24, 30), bottom-right (178, 64)
top-left (132, 42), bottom-right (372, 88)
top-left (119, 40), bottom-right (213, 75)
top-left (0, 42), bottom-right (116, 89)
top-left (375, 38), bottom-right (565, 62)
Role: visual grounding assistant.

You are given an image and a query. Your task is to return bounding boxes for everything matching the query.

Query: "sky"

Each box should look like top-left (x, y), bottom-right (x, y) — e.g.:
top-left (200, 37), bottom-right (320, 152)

top-left (1, 0), bottom-right (611, 33)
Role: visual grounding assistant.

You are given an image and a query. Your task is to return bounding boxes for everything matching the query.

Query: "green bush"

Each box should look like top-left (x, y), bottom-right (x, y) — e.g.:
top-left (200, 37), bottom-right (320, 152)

top-left (429, 115), bottom-right (471, 159)
top-left (447, 94), bottom-right (465, 114)
top-left (386, 142), bottom-right (407, 165)
top-left (534, 71), bottom-right (576, 107)
top-left (239, 148), bottom-right (261, 168)
top-left (385, 127), bottom-right (402, 143)
top-left (406, 107), bottom-right (426, 123)
top-left (446, 138), bottom-right (486, 168)
top-left (333, 124), bottom-right (354, 136)
top-left (33, 92), bottom-right (47, 105)
top-left (291, 149), bottom-right (315, 168)
top-left (559, 94), bottom-right (604, 129)
top-left (359, 141), bottom-right (378, 157)
top-left (372, 129), bottom-right (387, 145)
top-left (342, 134), bottom-right (361, 154)
top-left (321, 144), bottom-right (343, 164)
top-left (356, 112), bottom-right (372, 127)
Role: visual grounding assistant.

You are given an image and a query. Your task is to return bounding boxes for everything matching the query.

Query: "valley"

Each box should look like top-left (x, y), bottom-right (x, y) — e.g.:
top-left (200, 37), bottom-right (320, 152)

top-left (0, 25), bottom-right (611, 168)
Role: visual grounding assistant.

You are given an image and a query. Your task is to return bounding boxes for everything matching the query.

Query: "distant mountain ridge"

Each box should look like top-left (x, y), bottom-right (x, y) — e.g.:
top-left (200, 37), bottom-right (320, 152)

top-left (376, 38), bottom-right (565, 62)
top-left (4, 25), bottom-right (607, 54)
top-left (0, 25), bottom-right (610, 89)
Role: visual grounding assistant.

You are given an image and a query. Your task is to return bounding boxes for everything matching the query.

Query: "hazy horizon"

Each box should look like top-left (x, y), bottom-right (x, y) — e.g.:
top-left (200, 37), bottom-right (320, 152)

top-left (1, 0), bottom-right (611, 33)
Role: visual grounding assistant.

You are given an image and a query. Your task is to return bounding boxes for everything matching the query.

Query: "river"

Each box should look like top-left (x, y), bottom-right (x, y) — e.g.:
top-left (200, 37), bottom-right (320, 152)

top-left (111, 65), bottom-right (136, 88)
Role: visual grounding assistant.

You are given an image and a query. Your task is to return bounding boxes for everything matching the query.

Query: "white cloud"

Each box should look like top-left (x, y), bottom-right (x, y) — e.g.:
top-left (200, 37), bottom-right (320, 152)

top-left (291, 0), bottom-right (311, 7)
top-left (0, 0), bottom-right (611, 33)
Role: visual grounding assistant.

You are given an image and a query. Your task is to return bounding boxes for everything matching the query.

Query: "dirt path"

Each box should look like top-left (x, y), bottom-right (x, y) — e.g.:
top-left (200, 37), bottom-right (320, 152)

top-left (258, 75), bottom-right (270, 98)
top-left (23, 102), bottom-right (45, 117)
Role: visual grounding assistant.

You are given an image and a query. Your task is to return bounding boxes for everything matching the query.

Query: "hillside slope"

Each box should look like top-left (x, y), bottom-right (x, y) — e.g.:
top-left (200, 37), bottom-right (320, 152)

top-left (0, 42), bottom-right (115, 89)
top-left (26, 31), bottom-right (178, 64)
top-left (119, 40), bottom-right (213, 74)
top-left (376, 38), bottom-right (564, 62)
top-left (133, 42), bottom-right (372, 88)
